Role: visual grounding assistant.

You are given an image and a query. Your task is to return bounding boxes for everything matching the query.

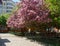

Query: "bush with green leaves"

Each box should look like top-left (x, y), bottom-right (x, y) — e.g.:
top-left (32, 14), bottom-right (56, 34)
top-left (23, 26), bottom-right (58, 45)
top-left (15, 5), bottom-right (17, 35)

top-left (0, 16), bottom-right (7, 26)
top-left (0, 13), bottom-right (10, 26)
top-left (45, 0), bottom-right (60, 16)
top-left (52, 16), bottom-right (60, 28)
top-left (45, 0), bottom-right (60, 28)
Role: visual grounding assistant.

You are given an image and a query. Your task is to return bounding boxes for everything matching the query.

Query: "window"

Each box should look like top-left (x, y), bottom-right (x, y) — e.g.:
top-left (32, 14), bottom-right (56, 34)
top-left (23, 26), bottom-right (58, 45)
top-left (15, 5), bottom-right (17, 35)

top-left (6, 10), bottom-right (11, 12)
top-left (6, 7), bottom-right (13, 9)
top-left (7, 3), bottom-right (12, 5)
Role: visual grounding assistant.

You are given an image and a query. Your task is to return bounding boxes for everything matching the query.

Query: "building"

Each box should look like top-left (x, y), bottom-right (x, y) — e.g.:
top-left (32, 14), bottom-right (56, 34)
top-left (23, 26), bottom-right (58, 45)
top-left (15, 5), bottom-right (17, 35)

top-left (0, 0), bottom-right (16, 14)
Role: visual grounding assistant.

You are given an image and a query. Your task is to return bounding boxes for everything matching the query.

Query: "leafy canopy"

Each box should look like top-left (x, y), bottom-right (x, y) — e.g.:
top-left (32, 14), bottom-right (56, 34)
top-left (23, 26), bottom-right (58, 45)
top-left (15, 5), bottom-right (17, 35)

top-left (7, 0), bottom-right (51, 29)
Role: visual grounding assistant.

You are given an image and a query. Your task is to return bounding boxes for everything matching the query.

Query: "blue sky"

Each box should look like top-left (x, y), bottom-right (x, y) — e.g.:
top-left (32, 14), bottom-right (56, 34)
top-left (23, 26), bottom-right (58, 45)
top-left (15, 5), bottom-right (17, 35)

top-left (12, 0), bottom-right (20, 2)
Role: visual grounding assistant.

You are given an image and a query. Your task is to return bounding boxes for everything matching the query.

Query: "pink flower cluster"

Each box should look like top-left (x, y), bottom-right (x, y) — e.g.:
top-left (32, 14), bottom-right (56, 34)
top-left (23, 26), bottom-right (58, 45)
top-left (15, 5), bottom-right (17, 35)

top-left (7, 0), bottom-right (52, 28)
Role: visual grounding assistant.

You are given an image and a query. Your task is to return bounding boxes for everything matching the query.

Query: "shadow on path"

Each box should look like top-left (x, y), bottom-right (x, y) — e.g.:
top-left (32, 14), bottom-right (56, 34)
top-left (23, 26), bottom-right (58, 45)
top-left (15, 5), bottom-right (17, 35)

top-left (0, 38), bottom-right (10, 46)
top-left (25, 35), bottom-right (60, 46)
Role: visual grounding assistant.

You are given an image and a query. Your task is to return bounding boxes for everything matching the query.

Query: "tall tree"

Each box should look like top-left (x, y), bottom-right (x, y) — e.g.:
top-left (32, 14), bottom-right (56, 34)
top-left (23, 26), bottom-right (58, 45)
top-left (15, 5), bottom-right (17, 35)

top-left (45, 0), bottom-right (60, 28)
top-left (7, 0), bottom-right (51, 29)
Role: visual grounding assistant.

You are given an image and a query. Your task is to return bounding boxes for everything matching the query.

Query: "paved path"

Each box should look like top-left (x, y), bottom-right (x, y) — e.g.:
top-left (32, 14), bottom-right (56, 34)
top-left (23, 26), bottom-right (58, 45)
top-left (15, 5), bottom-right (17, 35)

top-left (0, 33), bottom-right (44, 46)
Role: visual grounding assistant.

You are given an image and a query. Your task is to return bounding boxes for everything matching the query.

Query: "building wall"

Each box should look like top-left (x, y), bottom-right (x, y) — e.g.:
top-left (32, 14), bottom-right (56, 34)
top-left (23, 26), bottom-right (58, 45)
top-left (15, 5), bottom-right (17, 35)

top-left (0, 0), bottom-right (16, 14)
top-left (0, 4), bottom-right (3, 14)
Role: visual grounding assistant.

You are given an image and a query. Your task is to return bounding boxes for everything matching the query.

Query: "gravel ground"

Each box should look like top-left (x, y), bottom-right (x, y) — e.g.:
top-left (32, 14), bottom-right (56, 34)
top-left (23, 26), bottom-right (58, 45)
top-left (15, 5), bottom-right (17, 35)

top-left (0, 33), bottom-right (44, 46)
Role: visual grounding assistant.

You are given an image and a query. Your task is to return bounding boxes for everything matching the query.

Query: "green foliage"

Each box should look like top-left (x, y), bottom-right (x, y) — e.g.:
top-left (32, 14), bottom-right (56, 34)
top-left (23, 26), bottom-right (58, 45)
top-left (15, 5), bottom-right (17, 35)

top-left (0, 13), bottom-right (10, 26)
top-left (54, 16), bottom-right (60, 27)
top-left (51, 16), bottom-right (60, 28)
top-left (0, 16), bottom-right (7, 26)
top-left (45, 0), bottom-right (60, 15)
top-left (45, 0), bottom-right (60, 27)
top-left (0, 13), bottom-right (10, 19)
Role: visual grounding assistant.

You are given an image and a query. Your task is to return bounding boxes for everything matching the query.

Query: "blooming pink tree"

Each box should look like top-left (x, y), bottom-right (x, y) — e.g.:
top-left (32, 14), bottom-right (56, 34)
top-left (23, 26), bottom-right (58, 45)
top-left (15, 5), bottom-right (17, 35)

top-left (7, 0), bottom-right (52, 30)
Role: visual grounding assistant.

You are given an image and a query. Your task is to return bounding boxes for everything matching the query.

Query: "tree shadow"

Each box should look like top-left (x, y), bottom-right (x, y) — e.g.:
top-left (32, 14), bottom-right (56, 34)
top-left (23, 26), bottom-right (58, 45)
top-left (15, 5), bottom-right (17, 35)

top-left (25, 34), bottom-right (60, 46)
top-left (0, 38), bottom-right (10, 46)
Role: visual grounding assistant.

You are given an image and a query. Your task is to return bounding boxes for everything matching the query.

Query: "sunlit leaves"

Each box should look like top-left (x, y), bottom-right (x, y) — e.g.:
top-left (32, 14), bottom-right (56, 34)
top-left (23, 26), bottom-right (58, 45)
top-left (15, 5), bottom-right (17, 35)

top-left (45, 0), bottom-right (60, 15)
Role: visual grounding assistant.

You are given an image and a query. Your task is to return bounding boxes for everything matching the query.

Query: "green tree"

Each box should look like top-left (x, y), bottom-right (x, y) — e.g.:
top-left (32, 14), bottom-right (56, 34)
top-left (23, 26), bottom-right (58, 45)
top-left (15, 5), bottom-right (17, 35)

top-left (0, 16), bottom-right (7, 26)
top-left (0, 13), bottom-right (11, 26)
top-left (45, 0), bottom-right (60, 28)
top-left (45, 0), bottom-right (60, 16)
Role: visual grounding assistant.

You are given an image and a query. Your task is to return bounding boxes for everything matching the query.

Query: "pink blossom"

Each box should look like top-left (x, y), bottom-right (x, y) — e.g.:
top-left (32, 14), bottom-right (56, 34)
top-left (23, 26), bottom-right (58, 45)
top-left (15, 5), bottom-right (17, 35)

top-left (7, 0), bottom-right (51, 28)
